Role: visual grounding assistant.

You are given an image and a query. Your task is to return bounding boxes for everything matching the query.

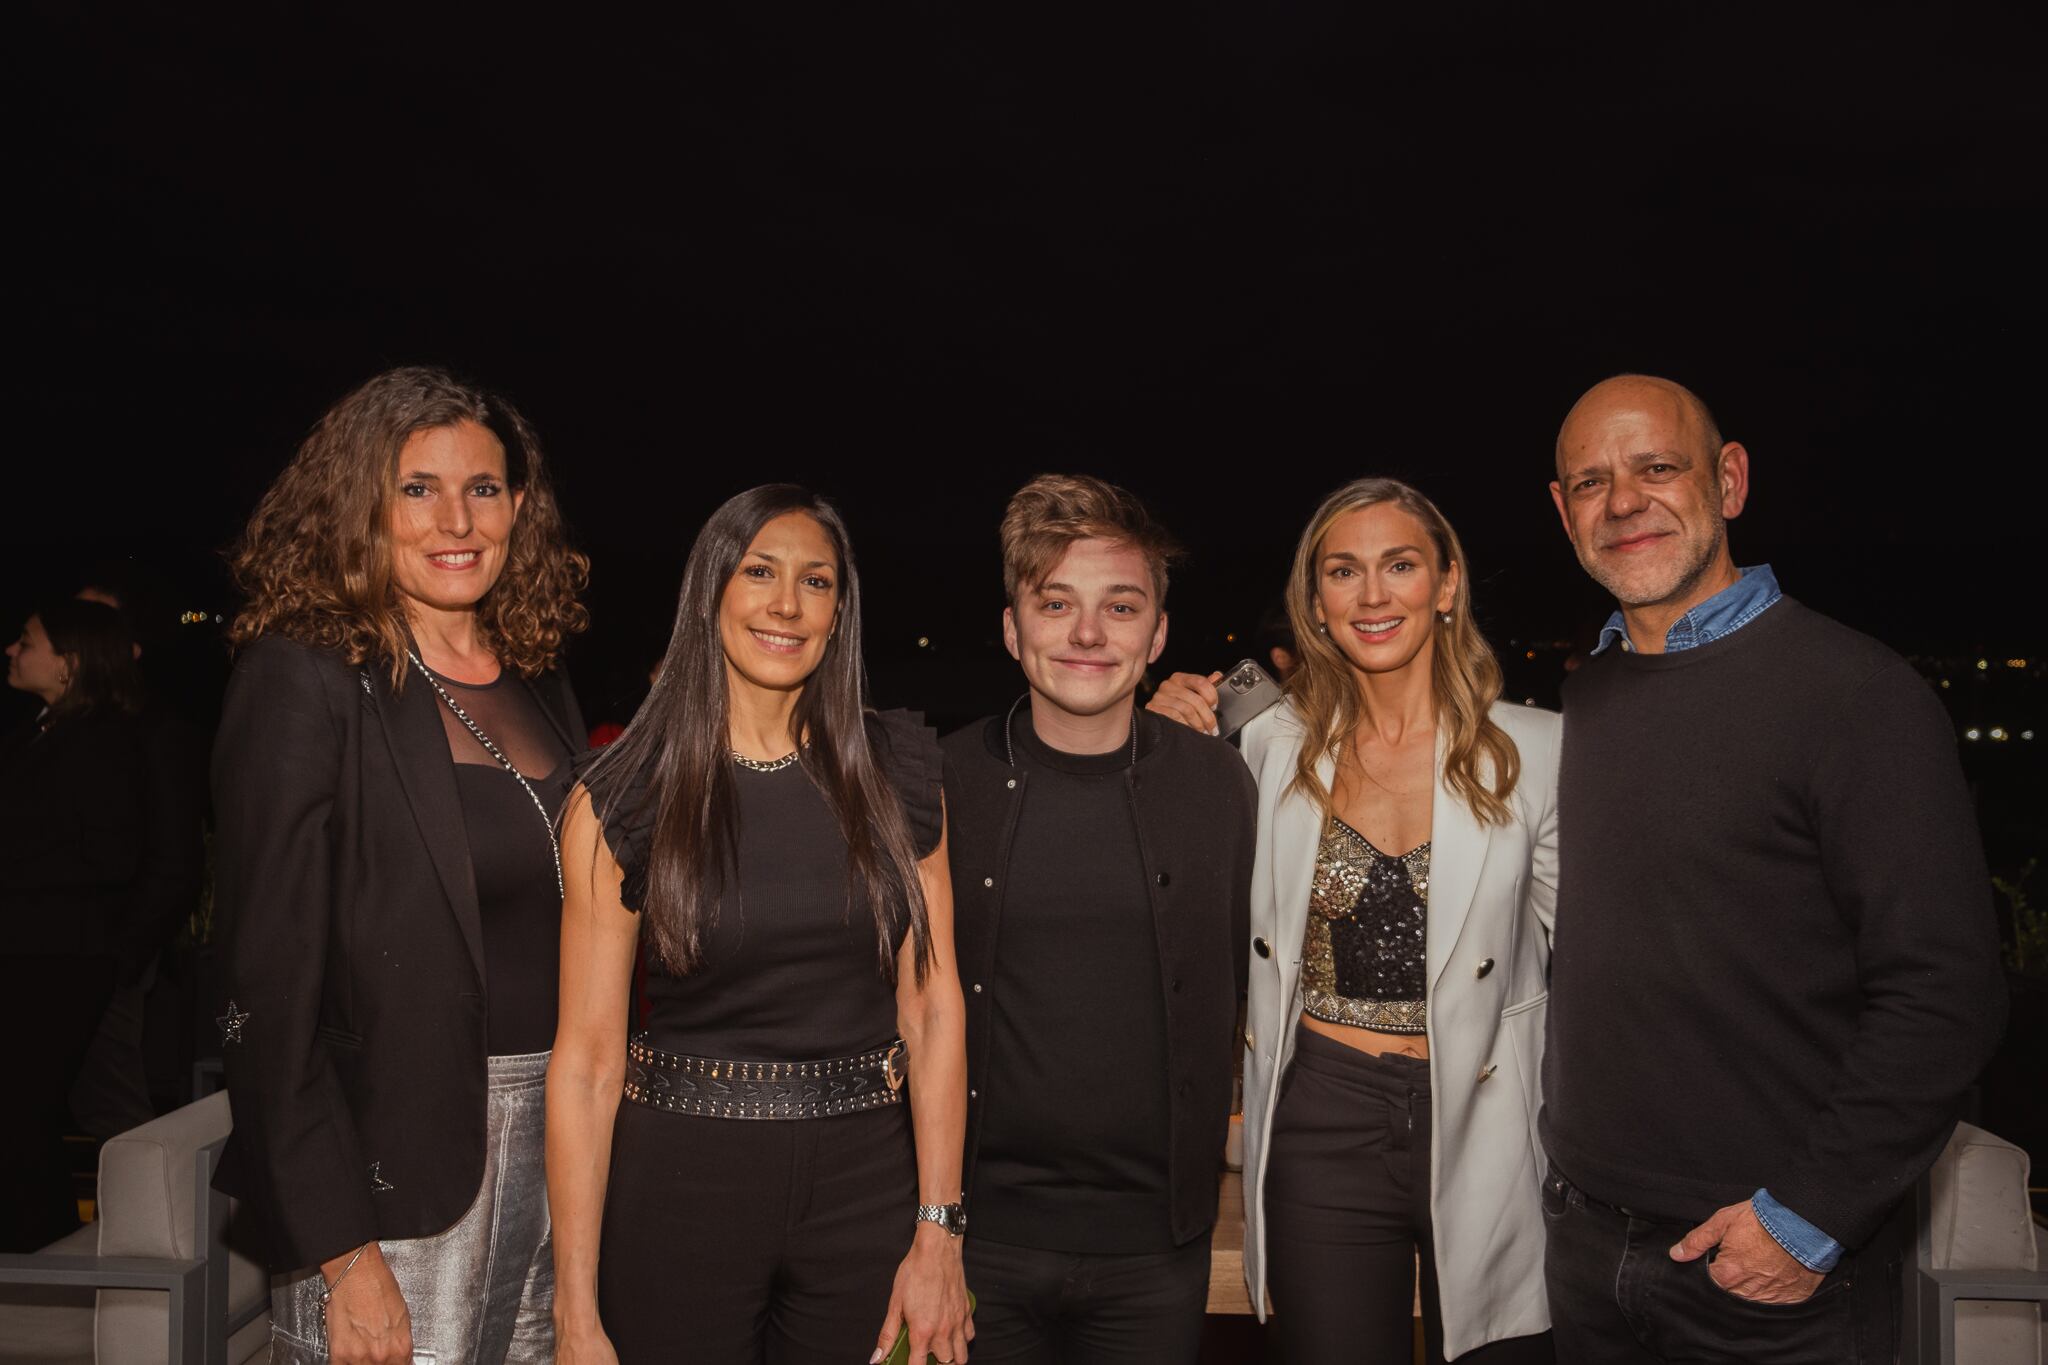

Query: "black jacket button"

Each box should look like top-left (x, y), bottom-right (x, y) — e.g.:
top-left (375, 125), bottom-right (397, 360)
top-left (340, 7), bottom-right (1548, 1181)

top-left (1155, 872), bottom-right (1170, 887)
top-left (1476, 958), bottom-right (1495, 978)
top-left (1253, 936), bottom-right (1271, 959)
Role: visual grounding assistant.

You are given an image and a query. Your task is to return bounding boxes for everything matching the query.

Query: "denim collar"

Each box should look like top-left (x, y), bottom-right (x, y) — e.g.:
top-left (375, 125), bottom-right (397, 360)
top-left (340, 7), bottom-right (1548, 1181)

top-left (1593, 564), bottom-right (1782, 655)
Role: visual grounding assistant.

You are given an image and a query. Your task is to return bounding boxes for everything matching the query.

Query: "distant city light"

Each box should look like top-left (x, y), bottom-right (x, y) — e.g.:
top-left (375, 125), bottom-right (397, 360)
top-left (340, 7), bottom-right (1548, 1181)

top-left (916, 636), bottom-right (930, 648)
top-left (2024, 730), bottom-right (2036, 741)
top-left (1939, 679), bottom-right (1951, 689)
top-left (1525, 650), bottom-right (1536, 660)
top-left (1989, 727), bottom-right (2008, 741)
top-left (179, 610), bottom-right (208, 625)
top-left (1976, 659), bottom-right (1989, 670)
top-left (1964, 728), bottom-right (1981, 741)
top-left (1225, 633), bottom-right (1236, 643)
top-left (2007, 658), bottom-right (2027, 669)
top-left (1523, 697), bottom-right (1536, 706)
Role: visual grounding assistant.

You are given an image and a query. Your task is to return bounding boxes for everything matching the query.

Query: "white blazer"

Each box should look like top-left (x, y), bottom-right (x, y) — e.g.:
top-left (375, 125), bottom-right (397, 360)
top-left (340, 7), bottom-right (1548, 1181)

top-left (1238, 698), bottom-right (1561, 1360)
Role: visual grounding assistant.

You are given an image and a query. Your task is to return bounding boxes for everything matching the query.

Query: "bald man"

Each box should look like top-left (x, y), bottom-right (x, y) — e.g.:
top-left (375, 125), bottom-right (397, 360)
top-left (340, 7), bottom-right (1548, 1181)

top-left (1535, 376), bottom-right (2005, 1364)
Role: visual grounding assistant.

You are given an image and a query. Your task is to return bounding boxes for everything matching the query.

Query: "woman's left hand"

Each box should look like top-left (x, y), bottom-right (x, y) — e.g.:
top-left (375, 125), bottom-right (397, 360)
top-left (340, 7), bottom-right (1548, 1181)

top-left (872, 1224), bottom-right (973, 1364)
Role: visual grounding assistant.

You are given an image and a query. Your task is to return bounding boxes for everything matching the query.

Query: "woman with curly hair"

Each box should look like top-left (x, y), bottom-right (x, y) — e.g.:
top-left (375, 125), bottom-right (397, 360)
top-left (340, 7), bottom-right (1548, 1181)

top-left (211, 366), bottom-right (589, 1365)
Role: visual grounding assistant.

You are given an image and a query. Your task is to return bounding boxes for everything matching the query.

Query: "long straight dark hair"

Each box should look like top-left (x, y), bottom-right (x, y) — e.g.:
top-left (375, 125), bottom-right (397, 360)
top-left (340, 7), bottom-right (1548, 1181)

top-left (583, 485), bottom-right (931, 982)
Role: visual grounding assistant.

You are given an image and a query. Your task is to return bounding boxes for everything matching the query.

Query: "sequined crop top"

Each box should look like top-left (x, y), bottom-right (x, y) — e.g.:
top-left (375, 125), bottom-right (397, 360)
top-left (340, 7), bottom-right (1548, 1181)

top-left (1300, 817), bottom-right (1430, 1034)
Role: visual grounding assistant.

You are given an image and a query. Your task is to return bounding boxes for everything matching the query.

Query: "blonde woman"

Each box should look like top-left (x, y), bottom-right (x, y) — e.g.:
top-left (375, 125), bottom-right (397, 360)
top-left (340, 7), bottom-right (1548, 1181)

top-left (1149, 478), bottom-right (1558, 1363)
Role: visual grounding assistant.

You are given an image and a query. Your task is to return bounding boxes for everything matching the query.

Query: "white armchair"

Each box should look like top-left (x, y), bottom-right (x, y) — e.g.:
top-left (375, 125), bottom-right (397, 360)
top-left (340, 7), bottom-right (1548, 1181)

top-left (1906, 1120), bottom-right (2048, 1365)
top-left (0, 1093), bottom-right (268, 1364)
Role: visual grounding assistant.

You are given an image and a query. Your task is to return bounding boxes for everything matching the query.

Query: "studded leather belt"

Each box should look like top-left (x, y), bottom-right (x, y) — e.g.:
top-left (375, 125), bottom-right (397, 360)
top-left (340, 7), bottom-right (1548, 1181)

top-left (622, 1035), bottom-right (908, 1120)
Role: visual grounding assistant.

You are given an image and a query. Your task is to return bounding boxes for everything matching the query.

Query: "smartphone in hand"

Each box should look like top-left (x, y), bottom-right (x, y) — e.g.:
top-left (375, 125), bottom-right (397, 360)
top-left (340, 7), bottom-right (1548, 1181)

top-left (1213, 658), bottom-right (1283, 740)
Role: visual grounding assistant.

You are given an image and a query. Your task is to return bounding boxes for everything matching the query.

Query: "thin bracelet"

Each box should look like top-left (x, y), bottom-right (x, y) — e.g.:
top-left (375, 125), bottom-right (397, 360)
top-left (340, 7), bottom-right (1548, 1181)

top-left (319, 1244), bottom-right (371, 1305)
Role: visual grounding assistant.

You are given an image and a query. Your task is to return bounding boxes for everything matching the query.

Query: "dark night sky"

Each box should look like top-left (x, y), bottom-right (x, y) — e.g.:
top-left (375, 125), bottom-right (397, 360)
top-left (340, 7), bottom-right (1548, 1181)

top-left (14, 4), bottom-right (2047, 726)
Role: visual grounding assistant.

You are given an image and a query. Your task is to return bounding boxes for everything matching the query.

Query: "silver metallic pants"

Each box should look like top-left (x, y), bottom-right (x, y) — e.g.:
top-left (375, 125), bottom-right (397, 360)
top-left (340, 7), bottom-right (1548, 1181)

top-left (271, 1051), bottom-right (554, 1364)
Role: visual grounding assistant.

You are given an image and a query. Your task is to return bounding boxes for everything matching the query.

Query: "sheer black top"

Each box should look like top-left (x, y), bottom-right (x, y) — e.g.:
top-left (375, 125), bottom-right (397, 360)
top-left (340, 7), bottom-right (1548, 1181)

top-left (419, 664), bottom-right (577, 1056)
top-left (591, 710), bottom-right (944, 1060)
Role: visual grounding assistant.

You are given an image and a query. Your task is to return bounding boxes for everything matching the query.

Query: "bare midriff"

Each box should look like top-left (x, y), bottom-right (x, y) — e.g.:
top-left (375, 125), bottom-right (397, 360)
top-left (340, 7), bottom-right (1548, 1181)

top-left (1300, 1012), bottom-right (1429, 1059)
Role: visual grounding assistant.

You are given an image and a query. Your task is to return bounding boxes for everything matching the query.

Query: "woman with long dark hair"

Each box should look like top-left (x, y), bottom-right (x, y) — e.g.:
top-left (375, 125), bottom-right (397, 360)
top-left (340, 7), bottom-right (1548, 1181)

top-left (0, 596), bottom-right (149, 1249)
top-left (212, 366), bottom-right (589, 1364)
top-left (548, 485), bottom-right (973, 1365)
top-left (1150, 478), bottom-right (1559, 1363)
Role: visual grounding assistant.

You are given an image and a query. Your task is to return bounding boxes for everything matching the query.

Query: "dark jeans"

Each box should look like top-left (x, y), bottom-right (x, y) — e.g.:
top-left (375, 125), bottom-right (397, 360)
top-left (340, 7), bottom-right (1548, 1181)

top-left (963, 1231), bottom-right (1212, 1364)
top-left (598, 1100), bottom-right (915, 1365)
top-left (1542, 1162), bottom-right (1905, 1364)
top-left (1265, 1026), bottom-right (1553, 1364)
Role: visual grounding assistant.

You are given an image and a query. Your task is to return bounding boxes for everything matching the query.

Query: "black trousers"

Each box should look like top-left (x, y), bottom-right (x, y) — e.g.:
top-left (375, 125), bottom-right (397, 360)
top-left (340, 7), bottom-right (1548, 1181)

top-left (1542, 1161), bottom-right (1905, 1364)
top-left (1265, 1025), bottom-right (1554, 1365)
top-left (598, 1099), bottom-right (915, 1365)
top-left (963, 1231), bottom-right (1211, 1364)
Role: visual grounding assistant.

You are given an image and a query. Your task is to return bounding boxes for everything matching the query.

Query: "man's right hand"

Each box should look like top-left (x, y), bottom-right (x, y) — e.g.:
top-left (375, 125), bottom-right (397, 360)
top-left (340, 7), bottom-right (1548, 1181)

top-left (1146, 671), bottom-right (1224, 736)
top-left (321, 1243), bottom-right (412, 1365)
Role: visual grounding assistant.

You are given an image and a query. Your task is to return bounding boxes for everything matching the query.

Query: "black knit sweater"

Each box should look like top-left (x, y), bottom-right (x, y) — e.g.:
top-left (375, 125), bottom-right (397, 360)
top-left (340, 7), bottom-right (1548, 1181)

top-left (1540, 598), bottom-right (2006, 1248)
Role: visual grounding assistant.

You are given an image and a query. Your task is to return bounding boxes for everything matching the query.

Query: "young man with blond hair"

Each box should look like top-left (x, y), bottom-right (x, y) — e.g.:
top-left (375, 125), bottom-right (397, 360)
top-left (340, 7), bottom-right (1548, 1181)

top-left (941, 475), bottom-right (1256, 1363)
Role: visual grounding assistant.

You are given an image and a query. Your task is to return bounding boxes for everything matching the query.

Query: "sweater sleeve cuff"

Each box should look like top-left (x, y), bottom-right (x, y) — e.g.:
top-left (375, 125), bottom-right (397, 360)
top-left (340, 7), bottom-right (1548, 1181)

top-left (1751, 1189), bottom-right (1844, 1272)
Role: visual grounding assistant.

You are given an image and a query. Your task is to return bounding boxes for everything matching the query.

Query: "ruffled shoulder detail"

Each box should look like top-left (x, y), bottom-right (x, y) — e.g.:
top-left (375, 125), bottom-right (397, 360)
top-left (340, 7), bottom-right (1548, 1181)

top-left (866, 708), bottom-right (944, 860)
top-left (573, 746), bottom-right (656, 913)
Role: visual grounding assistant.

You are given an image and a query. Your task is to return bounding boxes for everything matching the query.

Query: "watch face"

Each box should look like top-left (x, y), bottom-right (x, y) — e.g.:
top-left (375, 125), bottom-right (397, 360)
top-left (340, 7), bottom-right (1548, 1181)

top-left (943, 1205), bottom-right (968, 1236)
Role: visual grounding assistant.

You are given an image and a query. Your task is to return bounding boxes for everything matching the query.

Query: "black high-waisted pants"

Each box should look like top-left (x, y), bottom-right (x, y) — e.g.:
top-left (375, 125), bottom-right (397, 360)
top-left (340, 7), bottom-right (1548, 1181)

top-left (1265, 1023), bottom-right (1553, 1364)
top-left (598, 1099), bottom-right (916, 1364)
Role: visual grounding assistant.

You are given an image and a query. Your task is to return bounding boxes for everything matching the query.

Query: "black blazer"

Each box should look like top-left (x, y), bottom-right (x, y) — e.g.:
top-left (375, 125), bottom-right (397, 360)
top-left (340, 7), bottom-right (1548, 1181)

top-left (210, 635), bottom-right (584, 1272)
top-left (941, 709), bottom-right (1256, 1246)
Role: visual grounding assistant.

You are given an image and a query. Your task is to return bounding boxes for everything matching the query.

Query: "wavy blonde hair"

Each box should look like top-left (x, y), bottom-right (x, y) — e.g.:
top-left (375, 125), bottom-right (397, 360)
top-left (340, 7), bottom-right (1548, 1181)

top-left (1284, 478), bottom-right (1519, 826)
top-left (228, 366), bottom-right (588, 683)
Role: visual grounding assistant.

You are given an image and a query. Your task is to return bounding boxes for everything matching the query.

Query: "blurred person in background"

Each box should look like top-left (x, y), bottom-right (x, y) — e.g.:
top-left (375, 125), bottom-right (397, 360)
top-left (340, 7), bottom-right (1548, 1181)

top-left (211, 366), bottom-right (589, 1365)
top-left (67, 576), bottom-right (207, 1139)
top-left (1255, 599), bottom-right (1299, 683)
top-left (0, 596), bottom-right (149, 1249)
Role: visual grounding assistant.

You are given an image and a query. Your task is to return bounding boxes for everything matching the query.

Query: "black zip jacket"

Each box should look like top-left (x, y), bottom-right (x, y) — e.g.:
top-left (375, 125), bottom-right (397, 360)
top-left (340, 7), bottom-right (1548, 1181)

top-left (942, 707), bottom-right (1256, 1246)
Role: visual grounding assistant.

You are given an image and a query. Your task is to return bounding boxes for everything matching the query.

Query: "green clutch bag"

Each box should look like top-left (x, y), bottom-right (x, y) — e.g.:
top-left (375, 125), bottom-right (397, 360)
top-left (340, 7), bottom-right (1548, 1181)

top-left (882, 1290), bottom-right (977, 1365)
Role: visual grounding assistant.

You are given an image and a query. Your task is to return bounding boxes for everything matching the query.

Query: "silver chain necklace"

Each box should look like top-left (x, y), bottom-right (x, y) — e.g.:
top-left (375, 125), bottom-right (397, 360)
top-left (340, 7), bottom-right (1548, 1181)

top-left (731, 747), bottom-right (804, 773)
top-left (406, 651), bottom-right (563, 898)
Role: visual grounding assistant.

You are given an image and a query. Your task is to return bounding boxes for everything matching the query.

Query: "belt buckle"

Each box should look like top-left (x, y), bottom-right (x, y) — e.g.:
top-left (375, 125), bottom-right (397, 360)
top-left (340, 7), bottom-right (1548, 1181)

top-left (882, 1040), bottom-right (908, 1092)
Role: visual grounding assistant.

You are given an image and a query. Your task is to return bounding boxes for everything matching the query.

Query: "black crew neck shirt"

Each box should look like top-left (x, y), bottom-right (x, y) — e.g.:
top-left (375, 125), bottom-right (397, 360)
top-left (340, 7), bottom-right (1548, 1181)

top-left (589, 711), bottom-right (944, 1061)
top-left (972, 713), bottom-right (1175, 1253)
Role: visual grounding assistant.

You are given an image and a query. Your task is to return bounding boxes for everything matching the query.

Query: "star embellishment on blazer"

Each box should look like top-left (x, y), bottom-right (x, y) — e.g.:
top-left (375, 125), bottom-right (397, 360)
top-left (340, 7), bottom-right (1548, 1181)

top-left (369, 1162), bottom-right (395, 1193)
top-left (216, 1001), bottom-right (250, 1045)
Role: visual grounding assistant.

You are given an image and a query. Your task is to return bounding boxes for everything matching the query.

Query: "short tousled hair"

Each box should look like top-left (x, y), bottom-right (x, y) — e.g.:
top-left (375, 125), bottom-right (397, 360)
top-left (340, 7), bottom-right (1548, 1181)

top-left (999, 474), bottom-right (1181, 606)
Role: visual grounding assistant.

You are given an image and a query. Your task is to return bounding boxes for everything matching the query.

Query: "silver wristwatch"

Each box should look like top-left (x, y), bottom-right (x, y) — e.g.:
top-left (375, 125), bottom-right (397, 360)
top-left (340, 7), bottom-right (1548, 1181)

top-left (915, 1200), bottom-right (967, 1237)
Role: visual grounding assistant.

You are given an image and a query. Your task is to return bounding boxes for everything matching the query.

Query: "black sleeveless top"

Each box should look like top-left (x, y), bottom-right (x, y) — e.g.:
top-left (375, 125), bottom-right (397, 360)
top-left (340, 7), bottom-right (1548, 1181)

top-left (590, 710), bottom-right (943, 1060)
top-left (418, 665), bottom-right (577, 1056)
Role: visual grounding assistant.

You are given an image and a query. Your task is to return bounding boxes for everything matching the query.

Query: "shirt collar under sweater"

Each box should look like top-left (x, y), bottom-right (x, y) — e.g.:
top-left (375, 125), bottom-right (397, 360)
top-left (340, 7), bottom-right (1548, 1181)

top-left (1593, 563), bottom-right (1782, 656)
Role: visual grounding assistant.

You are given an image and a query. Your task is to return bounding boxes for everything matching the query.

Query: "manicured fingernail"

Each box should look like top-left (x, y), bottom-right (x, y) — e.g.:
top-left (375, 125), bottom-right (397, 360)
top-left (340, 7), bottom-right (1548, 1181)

top-left (870, 1351), bottom-right (884, 1364)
